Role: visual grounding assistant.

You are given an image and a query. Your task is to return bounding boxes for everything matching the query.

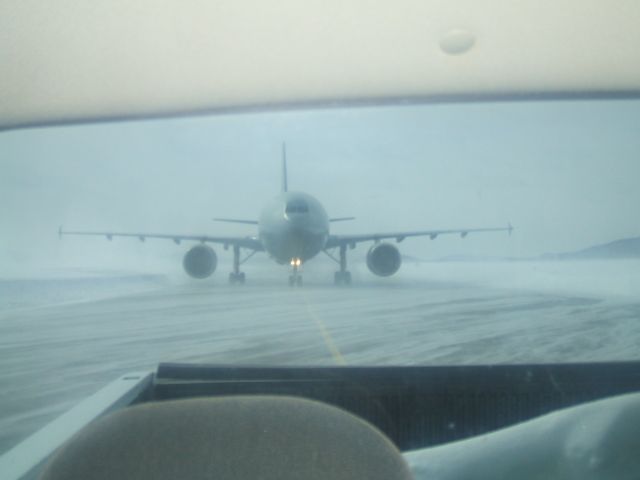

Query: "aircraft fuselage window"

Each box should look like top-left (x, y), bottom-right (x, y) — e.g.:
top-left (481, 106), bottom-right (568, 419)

top-left (286, 202), bottom-right (309, 214)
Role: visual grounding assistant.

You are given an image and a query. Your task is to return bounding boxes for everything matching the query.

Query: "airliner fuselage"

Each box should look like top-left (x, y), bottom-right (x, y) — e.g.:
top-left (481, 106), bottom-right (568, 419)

top-left (258, 192), bottom-right (329, 265)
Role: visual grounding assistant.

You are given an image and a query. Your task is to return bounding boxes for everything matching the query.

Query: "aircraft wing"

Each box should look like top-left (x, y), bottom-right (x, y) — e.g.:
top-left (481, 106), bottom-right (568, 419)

top-left (325, 223), bottom-right (513, 248)
top-left (59, 227), bottom-right (264, 251)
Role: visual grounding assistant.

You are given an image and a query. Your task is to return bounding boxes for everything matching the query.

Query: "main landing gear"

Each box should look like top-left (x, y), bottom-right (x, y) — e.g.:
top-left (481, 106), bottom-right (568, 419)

top-left (334, 271), bottom-right (351, 285)
top-left (229, 272), bottom-right (245, 284)
top-left (289, 258), bottom-right (303, 287)
top-left (333, 244), bottom-right (352, 285)
top-left (229, 244), bottom-right (246, 285)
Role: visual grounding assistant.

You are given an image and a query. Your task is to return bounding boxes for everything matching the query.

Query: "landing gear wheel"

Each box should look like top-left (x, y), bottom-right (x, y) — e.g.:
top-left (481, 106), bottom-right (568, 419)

top-left (229, 272), bottom-right (246, 285)
top-left (334, 271), bottom-right (352, 285)
top-left (289, 274), bottom-right (303, 287)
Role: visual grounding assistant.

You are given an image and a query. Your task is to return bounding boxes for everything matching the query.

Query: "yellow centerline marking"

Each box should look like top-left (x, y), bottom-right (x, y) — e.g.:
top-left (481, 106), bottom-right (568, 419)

top-left (302, 291), bottom-right (347, 365)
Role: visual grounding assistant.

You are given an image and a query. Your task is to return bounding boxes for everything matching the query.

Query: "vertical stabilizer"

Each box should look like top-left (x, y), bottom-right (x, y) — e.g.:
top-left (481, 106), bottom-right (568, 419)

top-left (282, 142), bottom-right (288, 193)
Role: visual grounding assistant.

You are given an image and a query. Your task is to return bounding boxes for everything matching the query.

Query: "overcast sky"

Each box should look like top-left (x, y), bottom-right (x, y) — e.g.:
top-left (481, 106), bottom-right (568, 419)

top-left (1, 99), bottom-right (639, 276)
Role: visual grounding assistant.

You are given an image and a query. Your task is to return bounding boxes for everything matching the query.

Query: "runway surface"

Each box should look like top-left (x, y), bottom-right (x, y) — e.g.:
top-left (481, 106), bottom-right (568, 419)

top-left (1, 260), bottom-right (639, 454)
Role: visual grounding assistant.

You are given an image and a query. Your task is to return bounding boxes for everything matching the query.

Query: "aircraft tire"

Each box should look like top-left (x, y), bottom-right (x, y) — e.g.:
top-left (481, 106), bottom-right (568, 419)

top-left (229, 272), bottom-right (246, 285)
top-left (296, 276), bottom-right (303, 287)
top-left (334, 271), bottom-right (351, 285)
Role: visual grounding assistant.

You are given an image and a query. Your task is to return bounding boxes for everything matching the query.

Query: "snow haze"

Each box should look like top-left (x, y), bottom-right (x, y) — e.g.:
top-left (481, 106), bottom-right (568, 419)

top-left (2, 99), bottom-right (639, 277)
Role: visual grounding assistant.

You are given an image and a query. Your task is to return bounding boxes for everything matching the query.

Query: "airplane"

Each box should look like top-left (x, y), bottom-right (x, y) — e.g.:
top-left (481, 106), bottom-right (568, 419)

top-left (60, 146), bottom-right (513, 286)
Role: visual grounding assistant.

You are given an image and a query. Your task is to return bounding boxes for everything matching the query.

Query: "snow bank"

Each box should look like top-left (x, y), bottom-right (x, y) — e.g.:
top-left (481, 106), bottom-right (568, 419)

top-left (402, 260), bottom-right (640, 300)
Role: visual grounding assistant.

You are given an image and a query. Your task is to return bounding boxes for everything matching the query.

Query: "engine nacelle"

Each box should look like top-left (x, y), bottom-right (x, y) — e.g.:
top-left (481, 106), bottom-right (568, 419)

top-left (183, 245), bottom-right (217, 279)
top-left (366, 243), bottom-right (401, 277)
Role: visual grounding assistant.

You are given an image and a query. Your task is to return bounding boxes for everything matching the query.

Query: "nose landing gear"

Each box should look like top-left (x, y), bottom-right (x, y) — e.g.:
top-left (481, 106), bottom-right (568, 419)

top-left (289, 258), bottom-right (303, 287)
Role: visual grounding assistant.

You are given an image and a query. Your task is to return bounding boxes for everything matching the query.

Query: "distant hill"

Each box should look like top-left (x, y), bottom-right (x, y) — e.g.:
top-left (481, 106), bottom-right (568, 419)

top-left (433, 254), bottom-right (515, 262)
top-left (543, 237), bottom-right (640, 260)
top-left (431, 237), bottom-right (640, 262)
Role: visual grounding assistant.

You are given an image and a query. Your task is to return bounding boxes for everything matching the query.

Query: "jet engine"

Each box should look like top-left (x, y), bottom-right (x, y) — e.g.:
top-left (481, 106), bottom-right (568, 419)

top-left (183, 245), bottom-right (217, 279)
top-left (366, 243), bottom-right (401, 277)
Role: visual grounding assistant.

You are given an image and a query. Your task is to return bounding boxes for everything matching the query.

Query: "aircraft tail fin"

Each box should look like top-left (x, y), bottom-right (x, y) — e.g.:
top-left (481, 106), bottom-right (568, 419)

top-left (282, 143), bottom-right (288, 193)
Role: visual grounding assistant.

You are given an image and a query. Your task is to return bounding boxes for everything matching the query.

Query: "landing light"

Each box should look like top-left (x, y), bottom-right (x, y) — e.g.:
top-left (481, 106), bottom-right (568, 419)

top-left (290, 258), bottom-right (302, 267)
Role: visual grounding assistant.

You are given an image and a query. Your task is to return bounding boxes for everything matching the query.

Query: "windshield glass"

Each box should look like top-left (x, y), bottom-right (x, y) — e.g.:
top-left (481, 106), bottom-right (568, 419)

top-left (1, 99), bottom-right (639, 454)
top-left (286, 201), bottom-right (309, 214)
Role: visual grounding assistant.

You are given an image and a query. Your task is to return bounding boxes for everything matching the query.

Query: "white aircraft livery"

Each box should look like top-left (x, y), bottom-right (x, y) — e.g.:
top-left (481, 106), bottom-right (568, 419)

top-left (60, 147), bottom-right (512, 286)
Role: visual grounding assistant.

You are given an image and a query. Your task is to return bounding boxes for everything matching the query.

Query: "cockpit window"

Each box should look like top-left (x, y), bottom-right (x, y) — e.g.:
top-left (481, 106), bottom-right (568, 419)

top-left (285, 201), bottom-right (309, 214)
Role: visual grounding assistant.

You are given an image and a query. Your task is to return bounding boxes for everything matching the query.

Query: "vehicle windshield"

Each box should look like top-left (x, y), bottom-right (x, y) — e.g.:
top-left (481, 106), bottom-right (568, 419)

top-left (1, 98), bottom-right (639, 454)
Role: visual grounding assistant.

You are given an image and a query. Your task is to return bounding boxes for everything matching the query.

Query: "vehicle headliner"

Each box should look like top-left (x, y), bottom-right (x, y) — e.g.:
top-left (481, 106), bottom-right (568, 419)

top-left (2, 0), bottom-right (640, 130)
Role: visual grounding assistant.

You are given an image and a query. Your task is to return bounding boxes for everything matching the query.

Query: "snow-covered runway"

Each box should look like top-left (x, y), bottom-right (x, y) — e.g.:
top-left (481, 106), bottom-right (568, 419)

top-left (1, 260), bottom-right (639, 455)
